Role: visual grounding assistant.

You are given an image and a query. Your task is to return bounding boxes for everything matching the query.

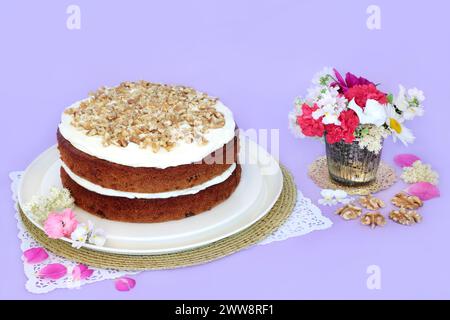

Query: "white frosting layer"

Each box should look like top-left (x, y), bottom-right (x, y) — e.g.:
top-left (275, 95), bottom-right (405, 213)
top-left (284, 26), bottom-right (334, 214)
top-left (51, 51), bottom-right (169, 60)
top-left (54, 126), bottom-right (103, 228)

top-left (61, 162), bottom-right (237, 199)
top-left (58, 100), bottom-right (236, 169)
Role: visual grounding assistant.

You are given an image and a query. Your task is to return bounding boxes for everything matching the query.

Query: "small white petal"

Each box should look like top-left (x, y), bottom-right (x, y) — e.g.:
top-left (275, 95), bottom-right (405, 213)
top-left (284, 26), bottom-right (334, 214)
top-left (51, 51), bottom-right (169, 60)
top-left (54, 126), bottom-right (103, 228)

top-left (88, 228), bottom-right (107, 247)
top-left (321, 189), bottom-right (335, 198)
top-left (318, 198), bottom-right (337, 206)
top-left (334, 189), bottom-right (348, 199)
top-left (338, 197), bottom-right (353, 205)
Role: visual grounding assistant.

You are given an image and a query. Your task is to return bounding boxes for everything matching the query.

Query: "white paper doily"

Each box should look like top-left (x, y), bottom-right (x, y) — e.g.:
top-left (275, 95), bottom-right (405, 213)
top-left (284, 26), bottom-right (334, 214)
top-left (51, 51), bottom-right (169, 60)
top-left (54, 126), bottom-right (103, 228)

top-left (10, 170), bottom-right (332, 294)
top-left (259, 189), bottom-right (333, 245)
top-left (10, 171), bottom-right (139, 294)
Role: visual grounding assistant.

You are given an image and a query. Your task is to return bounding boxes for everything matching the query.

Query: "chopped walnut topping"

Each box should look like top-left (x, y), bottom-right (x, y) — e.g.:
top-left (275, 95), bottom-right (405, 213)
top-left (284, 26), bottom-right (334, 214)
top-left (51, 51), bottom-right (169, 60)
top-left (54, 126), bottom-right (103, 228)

top-left (65, 81), bottom-right (225, 152)
top-left (389, 208), bottom-right (422, 226)
top-left (336, 204), bottom-right (362, 220)
top-left (359, 194), bottom-right (385, 210)
top-left (391, 192), bottom-right (423, 210)
top-left (361, 212), bottom-right (386, 229)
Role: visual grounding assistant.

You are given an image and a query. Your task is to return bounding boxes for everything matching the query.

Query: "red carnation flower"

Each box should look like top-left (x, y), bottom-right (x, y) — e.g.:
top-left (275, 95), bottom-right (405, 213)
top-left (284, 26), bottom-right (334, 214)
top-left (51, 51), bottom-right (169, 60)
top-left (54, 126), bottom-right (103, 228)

top-left (325, 110), bottom-right (359, 144)
top-left (344, 84), bottom-right (388, 108)
top-left (297, 104), bottom-right (325, 138)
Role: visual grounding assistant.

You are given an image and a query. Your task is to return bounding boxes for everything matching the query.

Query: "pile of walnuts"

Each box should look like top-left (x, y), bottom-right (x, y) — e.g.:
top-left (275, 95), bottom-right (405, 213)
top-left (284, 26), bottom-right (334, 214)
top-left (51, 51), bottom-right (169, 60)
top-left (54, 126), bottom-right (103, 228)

top-left (65, 81), bottom-right (226, 152)
top-left (335, 192), bottom-right (424, 228)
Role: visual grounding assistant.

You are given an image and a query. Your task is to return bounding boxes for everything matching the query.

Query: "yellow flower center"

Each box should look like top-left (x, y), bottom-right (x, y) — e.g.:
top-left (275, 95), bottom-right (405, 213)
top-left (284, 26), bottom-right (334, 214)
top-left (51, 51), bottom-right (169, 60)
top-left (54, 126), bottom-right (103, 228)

top-left (390, 118), bottom-right (402, 134)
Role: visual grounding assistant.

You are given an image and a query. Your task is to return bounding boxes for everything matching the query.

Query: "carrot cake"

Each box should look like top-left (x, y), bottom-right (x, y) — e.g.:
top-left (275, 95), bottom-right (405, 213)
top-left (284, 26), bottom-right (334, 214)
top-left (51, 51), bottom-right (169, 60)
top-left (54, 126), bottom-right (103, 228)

top-left (57, 81), bottom-right (240, 223)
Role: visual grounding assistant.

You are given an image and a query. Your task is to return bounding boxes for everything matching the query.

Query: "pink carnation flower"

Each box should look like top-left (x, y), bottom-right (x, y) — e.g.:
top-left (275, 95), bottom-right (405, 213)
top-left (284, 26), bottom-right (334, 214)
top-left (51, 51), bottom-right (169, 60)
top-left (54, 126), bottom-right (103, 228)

top-left (44, 209), bottom-right (78, 239)
top-left (296, 103), bottom-right (325, 138)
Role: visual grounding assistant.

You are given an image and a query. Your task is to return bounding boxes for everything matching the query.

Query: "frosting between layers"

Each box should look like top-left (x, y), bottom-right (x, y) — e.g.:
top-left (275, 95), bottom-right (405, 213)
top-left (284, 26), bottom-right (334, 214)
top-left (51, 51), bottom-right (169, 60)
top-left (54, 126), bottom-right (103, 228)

top-left (58, 100), bottom-right (236, 169)
top-left (61, 162), bottom-right (237, 199)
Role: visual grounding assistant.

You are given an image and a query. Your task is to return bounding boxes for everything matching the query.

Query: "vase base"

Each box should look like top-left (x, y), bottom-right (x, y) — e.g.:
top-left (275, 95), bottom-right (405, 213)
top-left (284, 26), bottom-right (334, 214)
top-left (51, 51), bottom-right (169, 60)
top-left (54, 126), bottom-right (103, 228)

top-left (329, 174), bottom-right (375, 187)
top-left (308, 156), bottom-right (397, 195)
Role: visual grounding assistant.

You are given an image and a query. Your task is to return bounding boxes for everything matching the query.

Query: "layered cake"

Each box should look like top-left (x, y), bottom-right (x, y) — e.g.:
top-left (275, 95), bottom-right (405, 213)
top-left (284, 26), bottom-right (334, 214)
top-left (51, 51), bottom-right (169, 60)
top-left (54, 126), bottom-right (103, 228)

top-left (57, 81), bottom-right (240, 223)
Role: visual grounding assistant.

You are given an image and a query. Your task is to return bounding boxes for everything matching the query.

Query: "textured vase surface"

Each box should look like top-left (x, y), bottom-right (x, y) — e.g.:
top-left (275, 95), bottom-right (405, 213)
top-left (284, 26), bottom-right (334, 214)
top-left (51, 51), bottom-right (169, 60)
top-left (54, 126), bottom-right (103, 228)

top-left (325, 138), bottom-right (382, 186)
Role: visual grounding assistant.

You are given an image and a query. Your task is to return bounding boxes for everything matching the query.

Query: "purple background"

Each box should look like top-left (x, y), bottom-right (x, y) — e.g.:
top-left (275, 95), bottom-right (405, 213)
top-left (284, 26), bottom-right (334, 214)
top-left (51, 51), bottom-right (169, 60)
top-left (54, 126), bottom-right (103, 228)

top-left (1, 0), bottom-right (449, 299)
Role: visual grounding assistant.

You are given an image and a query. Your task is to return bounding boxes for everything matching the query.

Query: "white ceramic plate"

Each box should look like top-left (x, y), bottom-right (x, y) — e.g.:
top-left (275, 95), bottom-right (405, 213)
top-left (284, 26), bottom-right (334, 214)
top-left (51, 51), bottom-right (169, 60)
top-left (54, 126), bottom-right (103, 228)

top-left (18, 138), bottom-right (283, 255)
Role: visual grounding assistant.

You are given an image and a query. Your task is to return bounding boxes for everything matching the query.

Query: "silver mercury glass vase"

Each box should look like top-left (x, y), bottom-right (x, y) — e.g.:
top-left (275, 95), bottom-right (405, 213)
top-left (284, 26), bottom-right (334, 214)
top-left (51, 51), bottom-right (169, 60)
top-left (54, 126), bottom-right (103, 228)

top-left (325, 137), bottom-right (383, 186)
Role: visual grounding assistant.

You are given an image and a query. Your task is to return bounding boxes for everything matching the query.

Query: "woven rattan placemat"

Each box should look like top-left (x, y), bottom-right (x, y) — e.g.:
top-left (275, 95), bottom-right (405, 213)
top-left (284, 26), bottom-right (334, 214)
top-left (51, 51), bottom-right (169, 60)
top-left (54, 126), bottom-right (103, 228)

top-left (19, 165), bottom-right (297, 271)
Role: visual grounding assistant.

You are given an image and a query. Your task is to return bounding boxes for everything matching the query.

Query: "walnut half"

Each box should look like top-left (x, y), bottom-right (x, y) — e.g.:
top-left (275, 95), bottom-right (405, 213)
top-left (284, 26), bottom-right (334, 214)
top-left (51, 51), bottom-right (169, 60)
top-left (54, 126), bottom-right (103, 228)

top-left (335, 204), bottom-right (362, 220)
top-left (391, 192), bottom-right (423, 209)
top-left (361, 212), bottom-right (386, 229)
top-left (389, 208), bottom-right (422, 226)
top-left (359, 194), bottom-right (385, 210)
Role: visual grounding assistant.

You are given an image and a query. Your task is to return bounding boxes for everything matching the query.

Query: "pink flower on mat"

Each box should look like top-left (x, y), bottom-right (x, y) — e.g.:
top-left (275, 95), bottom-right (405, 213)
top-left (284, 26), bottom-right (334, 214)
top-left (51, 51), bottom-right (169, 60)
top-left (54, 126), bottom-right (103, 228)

top-left (44, 208), bottom-right (78, 239)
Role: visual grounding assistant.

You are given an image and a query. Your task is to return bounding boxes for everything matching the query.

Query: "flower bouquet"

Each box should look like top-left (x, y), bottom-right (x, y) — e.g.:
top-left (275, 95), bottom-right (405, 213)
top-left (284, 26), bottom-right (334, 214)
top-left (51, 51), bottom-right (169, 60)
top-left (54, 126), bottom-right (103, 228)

top-left (289, 68), bottom-right (425, 186)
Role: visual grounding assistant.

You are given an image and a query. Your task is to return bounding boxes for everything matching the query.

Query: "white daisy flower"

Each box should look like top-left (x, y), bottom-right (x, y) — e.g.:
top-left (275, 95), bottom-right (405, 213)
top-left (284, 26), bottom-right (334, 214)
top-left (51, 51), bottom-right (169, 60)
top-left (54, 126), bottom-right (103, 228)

top-left (385, 104), bottom-right (415, 145)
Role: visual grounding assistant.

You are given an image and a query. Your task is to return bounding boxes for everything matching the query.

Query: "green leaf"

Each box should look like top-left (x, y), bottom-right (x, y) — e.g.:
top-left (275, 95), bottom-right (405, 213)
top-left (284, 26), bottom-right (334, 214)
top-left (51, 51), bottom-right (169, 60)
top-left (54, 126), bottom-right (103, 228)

top-left (387, 94), bottom-right (394, 104)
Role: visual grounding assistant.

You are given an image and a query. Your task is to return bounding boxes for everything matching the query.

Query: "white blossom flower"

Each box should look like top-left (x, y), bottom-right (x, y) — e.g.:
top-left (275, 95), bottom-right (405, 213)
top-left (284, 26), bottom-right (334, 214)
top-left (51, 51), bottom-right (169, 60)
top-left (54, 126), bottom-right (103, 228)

top-left (318, 189), bottom-right (352, 206)
top-left (348, 99), bottom-right (387, 127)
top-left (312, 67), bottom-right (334, 86)
top-left (309, 86), bottom-right (347, 125)
top-left (318, 189), bottom-right (338, 206)
top-left (312, 104), bottom-right (341, 125)
top-left (24, 187), bottom-right (74, 224)
top-left (70, 221), bottom-right (107, 249)
top-left (408, 88), bottom-right (425, 103)
top-left (402, 105), bottom-right (424, 120)
top-left (88, 228), bottom-right (107, 247)
top-left (306, 85), bottom-right (324, 103)
top-left (288, 107), bottom-right (305, 138)
top-left (394, 85), bottom-right (425, 121)
top-left (70, 222), bottom-right (93, 249)
top-left (403, 106), bottom-right (425, 120)
top-left (334, 190), bottom-right (352, 204)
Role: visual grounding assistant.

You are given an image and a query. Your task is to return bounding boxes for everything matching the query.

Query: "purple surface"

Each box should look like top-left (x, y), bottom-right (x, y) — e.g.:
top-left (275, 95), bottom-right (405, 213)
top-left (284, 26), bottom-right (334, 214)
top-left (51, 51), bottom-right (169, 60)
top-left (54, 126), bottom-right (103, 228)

top-left (0, 0), bottom-right (449, 299)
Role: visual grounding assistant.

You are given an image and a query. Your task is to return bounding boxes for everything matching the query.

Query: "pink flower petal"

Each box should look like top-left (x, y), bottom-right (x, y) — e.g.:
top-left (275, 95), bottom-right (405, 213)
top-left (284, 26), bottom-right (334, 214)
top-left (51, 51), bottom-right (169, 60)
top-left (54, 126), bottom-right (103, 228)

top-left (406, 182), bottom-right (440, 201)
top-left (72, 264), bottom-right (94, 281)
top-left (394, 154), bottom-right (421, 168)
top-left (23, 247), bottom-right (49, 264)
top-left (38, 263), bottom-right (67, 280)
top-left (115, 277), bottom-right (136, 292)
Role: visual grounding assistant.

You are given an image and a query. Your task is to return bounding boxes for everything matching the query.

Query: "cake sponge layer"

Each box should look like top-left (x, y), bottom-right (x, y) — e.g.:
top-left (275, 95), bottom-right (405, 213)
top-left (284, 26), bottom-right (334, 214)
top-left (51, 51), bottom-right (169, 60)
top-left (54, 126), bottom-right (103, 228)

top-left (58, 129), bottom-right (238, 194)
top-left (60, 164), bottom-right (241, 223)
